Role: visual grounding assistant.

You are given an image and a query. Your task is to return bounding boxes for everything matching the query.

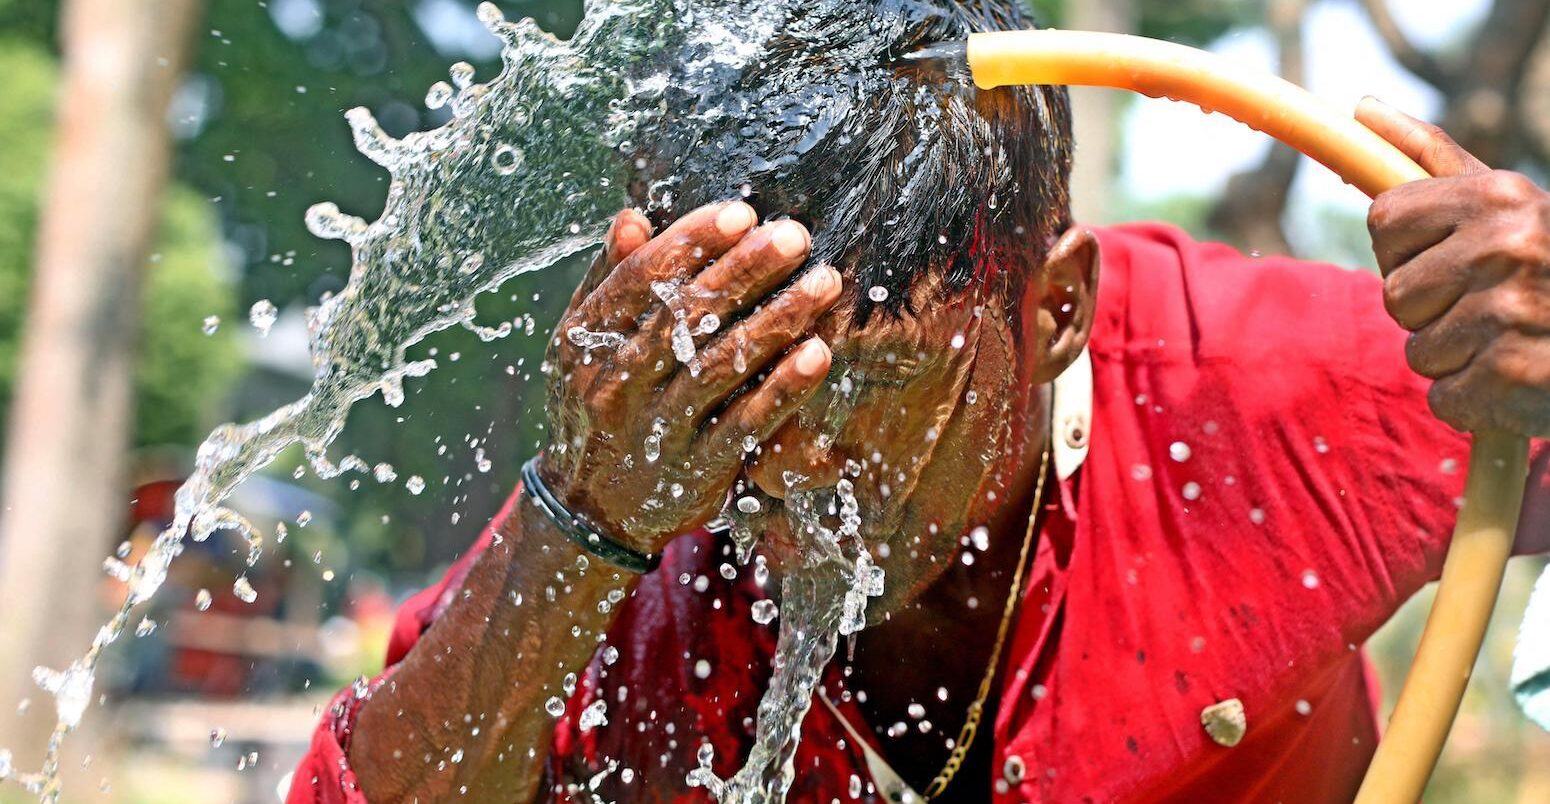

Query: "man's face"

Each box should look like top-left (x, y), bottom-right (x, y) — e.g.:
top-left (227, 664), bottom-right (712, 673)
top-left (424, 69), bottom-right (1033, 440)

top-left (746, 255), bottom-right (1040, 612)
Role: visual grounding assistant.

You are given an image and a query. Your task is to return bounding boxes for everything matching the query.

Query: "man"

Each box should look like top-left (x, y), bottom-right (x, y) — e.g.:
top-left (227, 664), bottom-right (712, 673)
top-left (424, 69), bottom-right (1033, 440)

top-left (288, 0), bottom-right (1550, 801)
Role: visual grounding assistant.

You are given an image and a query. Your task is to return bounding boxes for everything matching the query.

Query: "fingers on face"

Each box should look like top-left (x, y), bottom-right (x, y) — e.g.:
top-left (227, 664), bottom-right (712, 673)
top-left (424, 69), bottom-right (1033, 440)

top-left (695, 337), bottom-right (833, 467)
top-left (663, 263), bottom-right (843, 416)
top-left (580, 201), bottom-right (758, 329)
top-left (630, 219), bottom-right (813, 349)
top-left (694, 220), bottom-right (812, 312)
top-left (607, 208), bottom-right (653, 266)
top-left (568, 209), bottom-right (653, 310)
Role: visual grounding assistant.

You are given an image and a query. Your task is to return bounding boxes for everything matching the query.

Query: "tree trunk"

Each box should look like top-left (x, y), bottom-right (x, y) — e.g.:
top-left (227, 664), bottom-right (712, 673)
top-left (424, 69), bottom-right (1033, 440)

top-left (0, 0), bottom-right (202, 770)
top-left (1205, 0), bottom-right (1306, 257)
top-left (1362, 0), bottom-right (1550, 172)
top-left (1066, 0), bottom-right (1137, 225)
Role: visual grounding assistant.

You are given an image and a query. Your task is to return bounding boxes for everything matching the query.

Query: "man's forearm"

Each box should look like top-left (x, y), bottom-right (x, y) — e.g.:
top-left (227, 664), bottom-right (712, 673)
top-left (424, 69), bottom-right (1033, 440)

top-left (348, 495), bottom-right (633, 802)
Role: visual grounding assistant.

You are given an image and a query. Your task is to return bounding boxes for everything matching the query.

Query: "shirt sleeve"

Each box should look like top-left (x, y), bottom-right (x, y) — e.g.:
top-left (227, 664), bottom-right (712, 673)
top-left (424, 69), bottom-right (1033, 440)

top-left (283, 491), bottom-right (508, 803)
top-left (1095, 222), bottom-right (1545, 644)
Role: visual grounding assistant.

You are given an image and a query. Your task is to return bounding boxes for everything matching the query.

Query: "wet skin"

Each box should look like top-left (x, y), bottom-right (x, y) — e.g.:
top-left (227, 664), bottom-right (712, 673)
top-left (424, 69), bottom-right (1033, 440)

top-left (346, 106), bottom-right (1550, 802)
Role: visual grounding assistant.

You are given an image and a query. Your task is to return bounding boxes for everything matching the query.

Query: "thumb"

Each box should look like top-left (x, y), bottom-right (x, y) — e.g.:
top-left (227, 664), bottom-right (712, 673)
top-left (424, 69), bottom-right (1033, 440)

top-left (1356, 96), bottom-right (1489, 178)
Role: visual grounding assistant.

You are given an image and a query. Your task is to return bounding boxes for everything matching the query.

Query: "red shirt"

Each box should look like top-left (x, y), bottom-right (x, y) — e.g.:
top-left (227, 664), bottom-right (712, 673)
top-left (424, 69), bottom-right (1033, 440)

top-left (287, 223), bottom-right (1548, 803)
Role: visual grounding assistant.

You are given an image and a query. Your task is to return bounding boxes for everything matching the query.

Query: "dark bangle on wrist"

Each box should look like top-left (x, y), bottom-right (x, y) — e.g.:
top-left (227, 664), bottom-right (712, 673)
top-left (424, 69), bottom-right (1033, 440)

top-left (521, 456), bottom-right (659, 574)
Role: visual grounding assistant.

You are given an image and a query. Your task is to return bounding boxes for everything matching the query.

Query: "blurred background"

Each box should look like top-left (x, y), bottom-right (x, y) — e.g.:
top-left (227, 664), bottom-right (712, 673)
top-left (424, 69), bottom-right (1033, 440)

top-left (0, 0), bottom-right (1544, 800)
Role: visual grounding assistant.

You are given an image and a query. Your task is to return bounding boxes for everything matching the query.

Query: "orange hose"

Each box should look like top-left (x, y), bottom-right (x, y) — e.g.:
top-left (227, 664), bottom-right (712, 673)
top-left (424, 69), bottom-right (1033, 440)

top-left (967, 29), bottom-right (1532, 802)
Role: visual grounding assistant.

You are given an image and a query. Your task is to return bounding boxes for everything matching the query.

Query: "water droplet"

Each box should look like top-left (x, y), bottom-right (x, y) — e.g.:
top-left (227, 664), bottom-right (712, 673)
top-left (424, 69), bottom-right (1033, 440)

top-left (1249, 508), bottom-right (1266, 525)
top-left (1295, 699), bottom-right (1312, 716)
top-left (232, 576), bottom-right (257, 604)
top-left (544, 696), bottom-right (566, 717)
top-left (751, 599), bottom-right (778, 624)
top-left (490, 143), bottom-right (525, 175)
top-left (32, 662), bottom-right (93, 728)
top-left (195, 589), bottom-right (212, 611)
top-left (950, 333), bottom-right (965, 349)
top-left (201, 315), bottom-right (220, 335)
top-left (1131, 464), bottom-right (1153, 481)
top-left (602, 646), bottom-right (619, 665)
top-left (644, 418), bottom-right (665, 463)
top-left (424, 81), bottom-right (453, 110)
top-left (739, 182), bottom-right (752, 198)
top-left (969, 526), bottom-right (990, 551)
top-left (736, 496), bottom-right (761, 514)
top-left (867, 286), bottom-right (888, 303)
top-left (1169, 442), bottom-right (1192, 462)
top-left (579, 699), bottom-right (609, 731)
top-left (248, 300), bottom-right (278, 337)
top-left (209, 728), bottom-right (226, 748)
top-left (1182, 482), bottom-right (1202, 501)
top-left (907, 703), bottom-right (926, 719)
top-left (134, 617), bottom-right (156, 638)
top-left (1313, 436), bottom-right (1329, 454)
top-left (1440, 457), bottom-right (1458, 475)
top-left (405, 475), bottom-right (426, 495)
top-left (694, 659), bottom-right (712, 679)
top-left (718, 563), bottom-right (736, 580)
top-left (1301, 569), bottom-right (1320, 589)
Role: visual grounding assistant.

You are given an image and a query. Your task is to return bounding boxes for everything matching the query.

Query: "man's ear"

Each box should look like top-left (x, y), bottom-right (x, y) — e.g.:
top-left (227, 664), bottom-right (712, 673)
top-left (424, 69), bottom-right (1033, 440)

top-left (1027, 225), bottom-right (1100, 385)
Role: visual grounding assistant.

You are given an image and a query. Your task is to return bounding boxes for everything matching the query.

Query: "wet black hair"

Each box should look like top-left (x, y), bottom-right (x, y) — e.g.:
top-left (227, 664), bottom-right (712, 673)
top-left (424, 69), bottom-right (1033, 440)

top-left (626, 0), bottom-right (1073, 323)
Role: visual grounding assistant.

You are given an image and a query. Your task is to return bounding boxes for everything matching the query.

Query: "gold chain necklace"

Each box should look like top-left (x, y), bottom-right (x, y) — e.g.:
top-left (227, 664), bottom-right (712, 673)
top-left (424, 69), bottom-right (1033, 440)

top-left (817, 432), bottom-right (1052, 802)
top-left (919, 438), bottom-right (1050, 799)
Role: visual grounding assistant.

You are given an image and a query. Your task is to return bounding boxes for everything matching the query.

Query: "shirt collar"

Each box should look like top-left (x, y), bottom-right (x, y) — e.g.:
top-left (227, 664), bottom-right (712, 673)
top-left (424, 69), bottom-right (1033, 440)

top-left (1051, 346), bottom-right (1092, 482)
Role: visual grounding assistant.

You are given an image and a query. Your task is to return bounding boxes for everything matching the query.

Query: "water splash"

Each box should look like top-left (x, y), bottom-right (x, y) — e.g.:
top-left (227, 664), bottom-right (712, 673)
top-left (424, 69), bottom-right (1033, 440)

top-left (1, 0), bottom-right (972, 796)
top-left (1, 0), bottom-right (672, 795)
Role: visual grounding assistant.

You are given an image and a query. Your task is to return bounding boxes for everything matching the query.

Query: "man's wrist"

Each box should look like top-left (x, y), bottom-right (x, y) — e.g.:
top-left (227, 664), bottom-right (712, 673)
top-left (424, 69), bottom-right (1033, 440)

top-left (521, 455), bottom-right (660, 573)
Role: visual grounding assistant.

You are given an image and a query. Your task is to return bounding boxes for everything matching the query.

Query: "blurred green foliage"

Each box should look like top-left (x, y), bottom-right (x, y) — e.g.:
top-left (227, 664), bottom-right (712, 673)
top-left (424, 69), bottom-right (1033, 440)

top-left (0, 38), bottom-right (241, 452)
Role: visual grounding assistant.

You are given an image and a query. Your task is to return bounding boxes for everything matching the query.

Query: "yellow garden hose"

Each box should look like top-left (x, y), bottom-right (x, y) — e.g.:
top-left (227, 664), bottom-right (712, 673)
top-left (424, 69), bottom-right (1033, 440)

top-left (964, 29), bottom-right (1533, 803)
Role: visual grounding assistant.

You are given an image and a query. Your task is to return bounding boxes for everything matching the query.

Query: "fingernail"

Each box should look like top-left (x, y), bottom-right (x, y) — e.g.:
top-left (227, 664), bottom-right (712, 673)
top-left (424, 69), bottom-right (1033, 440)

top-left (799, 263), bottom-right (841, 296)
top-left (794, 338), bottom-right (830, 376)
top-left (770, 221), bottom-right (810, 259)
top-left (620, 220), bottom-right (650, 244)
top-left (716, 202), bottom-right (757, 235)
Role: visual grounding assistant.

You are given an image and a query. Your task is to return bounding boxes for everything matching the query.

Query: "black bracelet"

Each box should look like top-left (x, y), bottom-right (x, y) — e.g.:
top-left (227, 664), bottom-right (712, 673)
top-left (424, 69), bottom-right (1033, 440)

top-left (521, 456), bottom-right (660, 574)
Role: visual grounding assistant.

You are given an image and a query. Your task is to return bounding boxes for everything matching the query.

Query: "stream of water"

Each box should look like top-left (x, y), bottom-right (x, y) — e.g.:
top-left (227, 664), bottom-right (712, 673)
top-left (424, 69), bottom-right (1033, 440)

top-left (0, 0), bottom-right (917, 800)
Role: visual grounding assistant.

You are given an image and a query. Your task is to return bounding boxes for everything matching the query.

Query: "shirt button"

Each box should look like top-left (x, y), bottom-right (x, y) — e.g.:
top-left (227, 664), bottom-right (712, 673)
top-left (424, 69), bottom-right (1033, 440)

top-left (1003, 754), bottom-right (1026, 784)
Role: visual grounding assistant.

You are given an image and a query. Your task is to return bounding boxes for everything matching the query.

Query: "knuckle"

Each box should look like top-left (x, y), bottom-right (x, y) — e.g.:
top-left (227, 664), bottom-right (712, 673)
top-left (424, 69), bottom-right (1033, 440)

top-left (1382, 279), bottom-right (1417, 328)
top-left (1491, 283), bottom-right (1539, 329)
top-left (1403, 332), bottom-right (1437, 376)
top-left (1367, 196), bottom-right (1395, 234)
top-left (1426, 381), bottom-right (1470, 432)
top-left (1490, 170), bottom-right (1537, 206)
top-left (1493, 223), bottom-right (1545, 266)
